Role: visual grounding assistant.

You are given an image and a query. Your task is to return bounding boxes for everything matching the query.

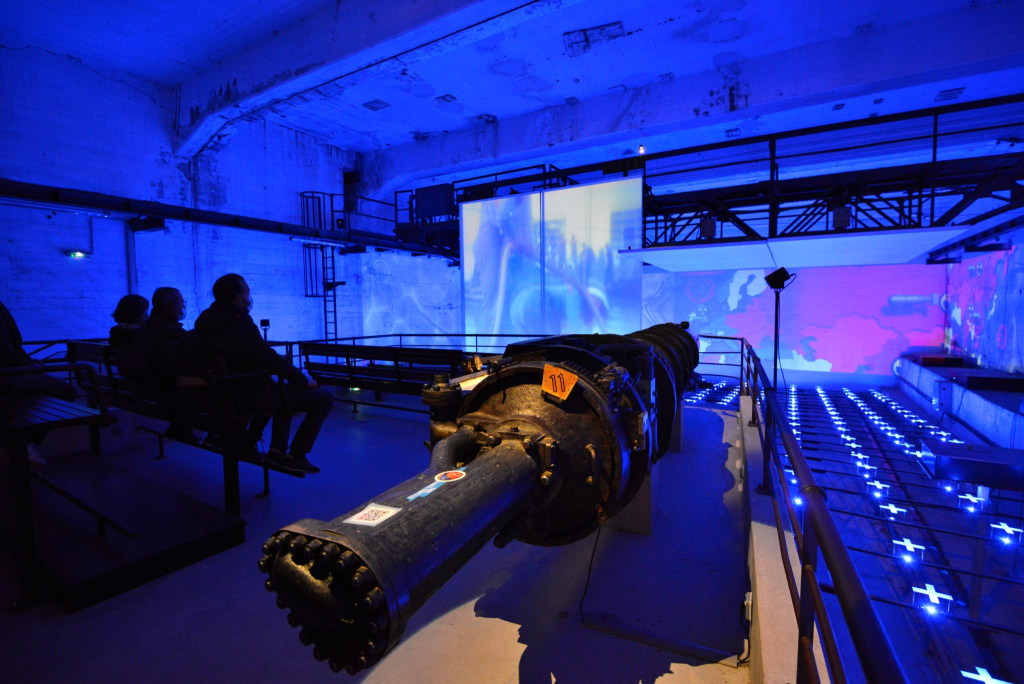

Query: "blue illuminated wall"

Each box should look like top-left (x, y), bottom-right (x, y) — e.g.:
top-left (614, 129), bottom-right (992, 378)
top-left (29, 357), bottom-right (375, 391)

top-left (945, 234), bottom-right (1024, 374)
top-left (341, 250), bottom-right (463, 345)
top-left (0, 46), bottom-right (352, 343)
top-left (461, 177), bottom-right (642, 345)
top-left (644, 265), bottom-right (947, 378)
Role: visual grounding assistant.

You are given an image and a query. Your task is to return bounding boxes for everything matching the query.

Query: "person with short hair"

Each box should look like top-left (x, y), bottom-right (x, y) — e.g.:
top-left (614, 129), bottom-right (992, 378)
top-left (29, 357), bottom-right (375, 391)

top-left (109, 294), bottom-right (149, 347)
top-left (136, 287), bottom-right (188, 350)
top-left (135, 286), bottom-right (197, 443)
top-left (193, 274), bottom-right (333, 474)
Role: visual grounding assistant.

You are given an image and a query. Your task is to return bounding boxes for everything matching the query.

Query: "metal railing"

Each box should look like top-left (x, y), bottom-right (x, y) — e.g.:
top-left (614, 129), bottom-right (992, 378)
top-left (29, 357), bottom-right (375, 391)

top-left (694, 333), bottom-right (745, 383)
top-left (737, 339), bottom-right (908, 684)
top-left (306, 332), bottom-right (549, 356)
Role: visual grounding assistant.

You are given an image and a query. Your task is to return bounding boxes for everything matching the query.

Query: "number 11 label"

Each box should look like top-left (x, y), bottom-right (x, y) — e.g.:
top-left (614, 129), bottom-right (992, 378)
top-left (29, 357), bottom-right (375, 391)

top-left (541, 363), bottom-right (578, 401)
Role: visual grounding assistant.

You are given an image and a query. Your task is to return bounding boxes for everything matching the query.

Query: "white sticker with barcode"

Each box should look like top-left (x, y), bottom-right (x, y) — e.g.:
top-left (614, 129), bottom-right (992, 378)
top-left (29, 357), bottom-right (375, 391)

top-left (344, 503), bottom-right (401, 527)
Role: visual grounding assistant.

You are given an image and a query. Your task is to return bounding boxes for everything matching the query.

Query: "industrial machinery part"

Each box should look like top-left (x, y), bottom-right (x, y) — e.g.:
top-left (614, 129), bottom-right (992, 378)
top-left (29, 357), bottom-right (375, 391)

top-left (258, 323), bottom-right (698, 674)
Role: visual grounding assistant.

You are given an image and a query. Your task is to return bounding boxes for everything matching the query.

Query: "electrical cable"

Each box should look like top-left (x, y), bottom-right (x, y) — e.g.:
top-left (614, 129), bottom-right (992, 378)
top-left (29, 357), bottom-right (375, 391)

top-left (577, 526), bottom-right (602, 622)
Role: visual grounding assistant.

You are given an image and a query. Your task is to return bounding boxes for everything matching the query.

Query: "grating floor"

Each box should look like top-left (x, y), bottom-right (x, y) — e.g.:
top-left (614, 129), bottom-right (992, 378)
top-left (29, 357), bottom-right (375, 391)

top-left (685, 379), bottom-right (742, 410)
top-left (779, 385), bottom-right (1024, 683)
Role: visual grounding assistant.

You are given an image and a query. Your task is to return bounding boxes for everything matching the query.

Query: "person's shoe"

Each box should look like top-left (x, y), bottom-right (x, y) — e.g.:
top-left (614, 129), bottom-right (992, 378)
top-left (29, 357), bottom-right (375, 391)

top-left (288, 452), bottom-right (320, 474)
top-left (266, 448), bottom-right (319, 474)
top-left (264, 446), bottom-right (315, 473)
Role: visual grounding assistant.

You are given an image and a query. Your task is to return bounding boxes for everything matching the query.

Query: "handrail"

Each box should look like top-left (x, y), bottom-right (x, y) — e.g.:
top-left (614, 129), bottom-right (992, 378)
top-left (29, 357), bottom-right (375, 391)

top-left (740, 342), bottom-right (908, 683)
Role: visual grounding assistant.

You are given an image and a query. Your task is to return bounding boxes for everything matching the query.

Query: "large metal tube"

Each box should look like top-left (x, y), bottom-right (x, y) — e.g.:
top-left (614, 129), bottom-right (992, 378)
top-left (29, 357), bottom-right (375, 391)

top-left (260, 323), bottom-right (698, 674)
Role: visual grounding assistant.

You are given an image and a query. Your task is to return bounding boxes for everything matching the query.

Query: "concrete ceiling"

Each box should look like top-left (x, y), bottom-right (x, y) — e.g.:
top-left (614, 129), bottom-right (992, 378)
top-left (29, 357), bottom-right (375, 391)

top-left (5, 0), bottom-right (1024, 188)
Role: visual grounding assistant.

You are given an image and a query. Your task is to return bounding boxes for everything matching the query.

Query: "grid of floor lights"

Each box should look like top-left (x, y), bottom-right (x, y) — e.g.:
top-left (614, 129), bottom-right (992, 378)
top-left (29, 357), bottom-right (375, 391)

top-left (778, 386), bottom-right (1023, 683)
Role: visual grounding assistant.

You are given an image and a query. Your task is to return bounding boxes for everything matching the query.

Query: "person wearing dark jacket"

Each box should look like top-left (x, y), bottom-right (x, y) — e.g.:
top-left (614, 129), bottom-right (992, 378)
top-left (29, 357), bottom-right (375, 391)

top-left (193, 274), bottom-right (332, 474)
top-left (136, 286), bottom-right (197, 443)
top-left (0, 299), bottom-right (75, 401)
top-left (136, 287), bottom-right (188, 350)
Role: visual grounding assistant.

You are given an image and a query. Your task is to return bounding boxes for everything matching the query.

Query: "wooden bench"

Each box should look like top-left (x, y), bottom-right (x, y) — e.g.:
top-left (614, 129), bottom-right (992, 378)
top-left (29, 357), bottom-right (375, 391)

top-left (300, 341), bottom-right (471, 399)
top-left (1, 362), bottom-right (111, 609)
top-left (1, 362), bottom-right (246, 611)
top-left (66, 341), bottom-right (302, 515)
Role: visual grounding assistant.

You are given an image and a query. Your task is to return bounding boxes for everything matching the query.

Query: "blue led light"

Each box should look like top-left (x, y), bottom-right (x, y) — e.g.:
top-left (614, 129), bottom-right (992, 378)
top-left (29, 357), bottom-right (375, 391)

top-left (902, 554), bottom-right (913, 563)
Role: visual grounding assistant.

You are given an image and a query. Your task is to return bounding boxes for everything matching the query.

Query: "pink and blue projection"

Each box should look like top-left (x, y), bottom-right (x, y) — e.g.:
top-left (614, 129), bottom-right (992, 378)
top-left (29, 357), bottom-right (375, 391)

top-left (946, 241), bottom-right (1024, 374)
top-left (644, 265), bottom-right (947, 377)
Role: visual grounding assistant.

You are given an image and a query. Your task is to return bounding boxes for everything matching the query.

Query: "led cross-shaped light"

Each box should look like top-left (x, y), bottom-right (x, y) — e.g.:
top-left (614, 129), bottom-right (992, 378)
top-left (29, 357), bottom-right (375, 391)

top-left (912, 583), bottom-right (952, 613)
top-left (990, 521), bottom-right (1023, 544)
top-left (961, 667), bottom-right (1012, 684)
top-left (867, 480), bottom-right (889, 498)
top-left (958, 493), bottom-right (984, 511)
top-left (893, 537), bottom-right (925, 561)
top-left (879, 503), bottom-right (906, 520)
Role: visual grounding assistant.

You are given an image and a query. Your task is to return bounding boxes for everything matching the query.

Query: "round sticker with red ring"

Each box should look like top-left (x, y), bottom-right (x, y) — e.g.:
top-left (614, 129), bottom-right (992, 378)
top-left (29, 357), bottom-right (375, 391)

top-left (435, 470), bottom-right (466, 482)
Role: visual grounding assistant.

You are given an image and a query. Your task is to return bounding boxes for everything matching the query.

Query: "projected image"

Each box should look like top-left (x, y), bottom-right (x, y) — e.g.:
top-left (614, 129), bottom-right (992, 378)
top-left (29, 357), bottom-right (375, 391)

top-left (543, 178), bottom-right (642, 334)
top-left (461, 193), bottom-right (542, 346)
top-left (357, 252), bottom-right (463, 346)
top-left (946, 243), bottom-right (1024, 373)
top-left (461, 178), bottom-right (642, 345)
top-left (644, 265), bottom-right (946, 376)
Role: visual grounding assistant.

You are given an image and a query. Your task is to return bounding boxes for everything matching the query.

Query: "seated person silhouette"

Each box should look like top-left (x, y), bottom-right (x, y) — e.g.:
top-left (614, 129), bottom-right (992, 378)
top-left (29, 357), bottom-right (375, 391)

top-left (109, 294), bottom-right (149, 347)
top-left (0, 299), bottom-right (76, 401)
top-left (1, 299), bottom-right (77, 464)
top-left (136, 287), bottom-right (198, 443)
top-left (193, 274), bottom-right (333, 474)
top-left (136, 287), bottom-right (188, 350)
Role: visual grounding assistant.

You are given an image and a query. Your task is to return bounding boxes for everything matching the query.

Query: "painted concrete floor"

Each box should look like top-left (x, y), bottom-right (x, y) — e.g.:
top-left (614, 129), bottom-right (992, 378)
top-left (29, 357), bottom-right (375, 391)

top-left (0, 397), bottom-right (751, 683)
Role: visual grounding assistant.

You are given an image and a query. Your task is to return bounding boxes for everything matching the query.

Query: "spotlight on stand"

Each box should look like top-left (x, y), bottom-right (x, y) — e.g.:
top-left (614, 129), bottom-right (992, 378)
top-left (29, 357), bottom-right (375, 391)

top-left (764, 267), bottom-right (796, 389)
top-left (765, 267), bottom-right (793, 290)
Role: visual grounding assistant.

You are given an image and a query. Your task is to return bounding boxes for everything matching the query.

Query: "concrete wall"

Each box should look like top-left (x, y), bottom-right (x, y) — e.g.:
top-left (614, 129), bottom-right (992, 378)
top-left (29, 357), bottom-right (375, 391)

top-left (0, 206), bottom-right (131, 341)
top-left (1, 46), bottom-right (356, 343)
top-left (0, 46), bottom-right (181, 199)
top-left (136, 120), bottom-right (354, 341)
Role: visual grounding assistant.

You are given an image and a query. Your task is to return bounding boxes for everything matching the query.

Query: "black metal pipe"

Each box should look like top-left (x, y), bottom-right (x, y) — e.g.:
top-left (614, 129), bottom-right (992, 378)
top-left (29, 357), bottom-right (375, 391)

top-left (265, 439), bottom-right (537, 673)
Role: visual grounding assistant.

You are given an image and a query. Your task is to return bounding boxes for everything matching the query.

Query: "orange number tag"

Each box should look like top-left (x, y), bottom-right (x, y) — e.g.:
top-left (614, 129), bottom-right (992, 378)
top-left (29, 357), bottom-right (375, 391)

top-left (542, 364), bottom-right (578, 401)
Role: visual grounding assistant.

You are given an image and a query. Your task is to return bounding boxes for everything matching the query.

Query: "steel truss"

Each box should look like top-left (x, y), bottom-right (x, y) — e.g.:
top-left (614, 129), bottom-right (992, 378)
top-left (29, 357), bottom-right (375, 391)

top-left (642, 153), bottom-right (1024, 252)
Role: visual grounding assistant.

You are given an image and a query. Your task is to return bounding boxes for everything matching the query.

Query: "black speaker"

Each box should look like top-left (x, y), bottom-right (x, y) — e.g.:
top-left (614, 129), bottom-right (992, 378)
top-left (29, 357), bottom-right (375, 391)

top-left (700, 216), bottom-right (716, 238)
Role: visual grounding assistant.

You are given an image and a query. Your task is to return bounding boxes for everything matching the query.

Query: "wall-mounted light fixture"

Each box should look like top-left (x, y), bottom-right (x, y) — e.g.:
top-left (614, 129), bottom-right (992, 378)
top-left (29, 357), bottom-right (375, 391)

top-left (638, 144), bottom-right (645, 155)
top-left (64, 249), bottom-right (92, 259)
